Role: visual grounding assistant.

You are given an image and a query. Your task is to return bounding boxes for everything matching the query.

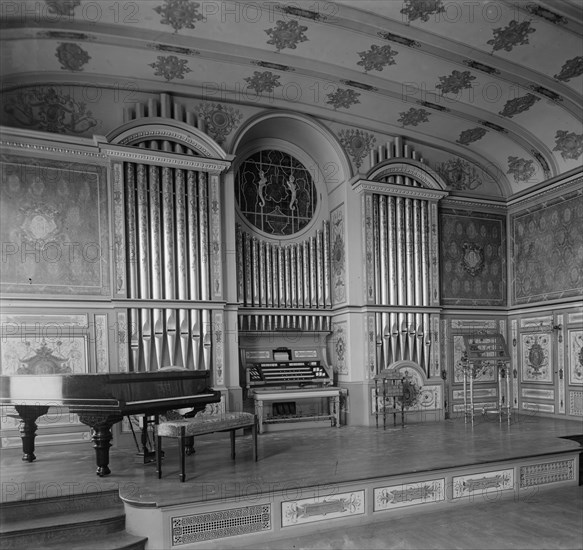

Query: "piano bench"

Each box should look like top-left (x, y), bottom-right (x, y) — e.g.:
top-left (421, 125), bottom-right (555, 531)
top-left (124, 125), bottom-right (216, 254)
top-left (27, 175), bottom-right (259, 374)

top-left (155, 412), bottom-right (258, 482)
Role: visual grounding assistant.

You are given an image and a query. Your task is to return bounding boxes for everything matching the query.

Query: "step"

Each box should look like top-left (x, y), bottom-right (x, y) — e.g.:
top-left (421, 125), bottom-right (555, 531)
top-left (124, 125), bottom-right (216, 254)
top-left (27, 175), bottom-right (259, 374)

top-left (0, 506), bottom-right (126, 549)
top-left (42, 531), bottom-right (148, 550)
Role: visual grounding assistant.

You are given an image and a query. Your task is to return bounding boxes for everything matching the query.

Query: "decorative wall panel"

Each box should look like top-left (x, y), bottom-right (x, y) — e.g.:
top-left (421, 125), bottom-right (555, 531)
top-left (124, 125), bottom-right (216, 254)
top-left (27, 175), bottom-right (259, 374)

top-left (511, 191), bottom-right (583, 304)
top-left (521, 333), bottom-right (552, 383)
top-left (374, 479), bottom-right (445, 511)
top-left (281, 490), bottom-right (365, 527)
top-left (0, 157), bottom-right (109, 296)
top-left (568, 330), bottom-right (583, 385)
top-left (452, 469), bottom-right (514, 499)
top-left (331, 321), bottom-right (348, 376)
top-left (330, 205), bottom-right (346, 304)
top-left (439, 210), bottom-right (506, 306)
top-left (569, 391), bottom-right (583, 416)
top-left (520, 459), bottom-right (575, 487)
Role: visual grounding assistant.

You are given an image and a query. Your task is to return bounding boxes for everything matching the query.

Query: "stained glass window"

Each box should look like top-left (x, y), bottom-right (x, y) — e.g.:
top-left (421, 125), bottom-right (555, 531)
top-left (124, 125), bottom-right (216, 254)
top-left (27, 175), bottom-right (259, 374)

top-left (235, 150), bottom-right (317, 236)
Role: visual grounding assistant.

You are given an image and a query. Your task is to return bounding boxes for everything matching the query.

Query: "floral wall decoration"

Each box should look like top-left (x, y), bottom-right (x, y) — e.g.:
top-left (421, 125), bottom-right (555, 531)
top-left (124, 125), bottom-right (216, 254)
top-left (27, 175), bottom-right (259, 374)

top-left (521, 333), bottom-right (552, 383)
top-left (499, 94), bottom-right (540, 118)
top-left (436, 158), bottom-right (482, 191)
top-left (149, 55), bottom-right (191, 81)
top-left (195, 102), bottom-right (243, 145)
top-left (332, 321), bottom-right (348, 375)
top-left (456, 127), bottom-right (487, 146)
top-left (554, 56), bottom-right (583, 82)
top-left (398, 107), bottom-right (430, 127)
top-left (436, 70), bottom-right (476, 95)
top-left (265, 20), bottom-right (308, 52)
top-left (244, 71), bottom-right (281, 94)
top-left (330, 205), bottom-right (346, 304)
top-left (568, 330), bottom-right (583, 385)
top-left (507, 156), bottom-right (536, 183)
top-left (553, 130), bottom-right (583, 160)
top-left (3, 87), bottom-right (98, 135)
top-left (400, 0), bottom-right (445, 22)
top-left (56, 43), bottom-right (90, 71)
top-left (337, 128), bottom-right (376, 170)
top-left (487, 20), bottom-right (536, 53)
top-left (154, 0), bottom-right (204, 33)
top-left (357, 44), bottom-right (399, 72)
top-left (326, 88), bottom-right (360, 110)
top-left (45, 0), bottom-right (80, 16)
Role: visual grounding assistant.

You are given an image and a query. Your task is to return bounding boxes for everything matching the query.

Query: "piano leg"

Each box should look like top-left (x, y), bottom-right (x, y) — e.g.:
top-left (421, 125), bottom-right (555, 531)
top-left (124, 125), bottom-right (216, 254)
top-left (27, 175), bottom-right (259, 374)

top-left (14, 405), bottom-right (49, 462)
top-left (78, 414), bottom-right (123, 476)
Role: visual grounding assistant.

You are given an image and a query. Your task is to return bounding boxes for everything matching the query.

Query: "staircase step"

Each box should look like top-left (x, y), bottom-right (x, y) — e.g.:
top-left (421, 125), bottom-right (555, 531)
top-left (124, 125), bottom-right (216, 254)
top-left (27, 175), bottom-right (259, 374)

top-left (41, 531), bottom-right (148, 550)
top-left (0, 507), bottom-right (126, 549)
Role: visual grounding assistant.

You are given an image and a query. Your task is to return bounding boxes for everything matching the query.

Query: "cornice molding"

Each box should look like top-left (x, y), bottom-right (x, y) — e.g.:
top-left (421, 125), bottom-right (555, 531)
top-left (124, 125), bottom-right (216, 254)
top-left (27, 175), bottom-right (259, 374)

top-left (353, 178), bottom-right (448, 201)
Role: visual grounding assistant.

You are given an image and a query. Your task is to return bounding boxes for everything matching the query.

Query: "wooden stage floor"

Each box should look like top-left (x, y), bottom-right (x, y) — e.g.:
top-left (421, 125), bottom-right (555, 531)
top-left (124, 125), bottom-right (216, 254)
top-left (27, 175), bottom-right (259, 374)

top-left (1, 413), bottom-right (581, 506)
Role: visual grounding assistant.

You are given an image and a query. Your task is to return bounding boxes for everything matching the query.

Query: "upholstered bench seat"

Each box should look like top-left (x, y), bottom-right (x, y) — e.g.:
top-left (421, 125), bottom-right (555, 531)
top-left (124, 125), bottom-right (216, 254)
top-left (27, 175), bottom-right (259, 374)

top-left (155, 412), bottom-right (257, 482)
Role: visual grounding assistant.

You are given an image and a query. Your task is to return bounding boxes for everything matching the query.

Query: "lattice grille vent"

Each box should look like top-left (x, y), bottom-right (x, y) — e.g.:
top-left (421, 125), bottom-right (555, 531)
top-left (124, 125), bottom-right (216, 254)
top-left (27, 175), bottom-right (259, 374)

top-left (171, 504), bottom-right (271, 545)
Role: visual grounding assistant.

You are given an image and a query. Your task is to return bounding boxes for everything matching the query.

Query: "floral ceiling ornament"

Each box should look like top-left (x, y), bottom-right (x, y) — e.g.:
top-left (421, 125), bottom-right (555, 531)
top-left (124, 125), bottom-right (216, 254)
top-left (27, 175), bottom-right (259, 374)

top-left (554, 56), bottom-right (583, 82)
top-left (149, 55), bottom-right (191, 81)
top-left (357, 44), bottom-right (399, 72)
top-left (487, 20), bottom-right (536, 53)
top-left (265, 20), bottom-right (308, 52)
top-left (154, 0), bottom-right (204, 33)
top-left (400, 0), bottom-right (445, 22)
top-left (244, 71), bottom-right (281, 94)
top-left (507, 156), bottom-right (536, 182)
top-left (436, 158), bottom-right (482, 191)
top-left (499, 94), bottom-right (540, 118)
top-left (398, 107), bottom-right (430, 127)
top-left (56, 43), bottom-right (90, 71)
top-left (436, 70), bottom-right (476, 95)
top-left (553, 130), bottom-right (583, 160)
top-left (456, 127), bottom-right (488, 146)
top-left (195, 102), bottom-right (243, 145)
top-left (460, 242), bottom-right (485, 277)
top-left (337, 128), bottom-right (376, 169)
top-left (326, 88), bottom-right (361, 110)
top-left (4, 86), bottom-right (98, 135)
top-left (45, 0), bottom-right (80, 16)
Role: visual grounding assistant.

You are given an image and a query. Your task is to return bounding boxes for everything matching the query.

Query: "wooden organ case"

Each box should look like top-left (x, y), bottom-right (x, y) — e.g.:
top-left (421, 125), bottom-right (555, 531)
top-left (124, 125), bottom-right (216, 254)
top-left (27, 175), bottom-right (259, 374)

top-left (240, 338), bottom-right (341, 433)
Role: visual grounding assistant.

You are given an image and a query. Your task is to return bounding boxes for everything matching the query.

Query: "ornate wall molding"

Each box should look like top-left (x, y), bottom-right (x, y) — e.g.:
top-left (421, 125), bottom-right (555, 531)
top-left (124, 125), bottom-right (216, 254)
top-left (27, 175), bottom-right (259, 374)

top-left (353, 179), bottom-right (447, 201)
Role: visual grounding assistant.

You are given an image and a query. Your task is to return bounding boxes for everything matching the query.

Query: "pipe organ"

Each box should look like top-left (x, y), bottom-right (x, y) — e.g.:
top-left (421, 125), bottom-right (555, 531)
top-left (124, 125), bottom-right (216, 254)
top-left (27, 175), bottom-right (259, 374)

top-left (357, 138), bottom-right (447, 377)
top-left (236, 221), bottom-right (332, 310)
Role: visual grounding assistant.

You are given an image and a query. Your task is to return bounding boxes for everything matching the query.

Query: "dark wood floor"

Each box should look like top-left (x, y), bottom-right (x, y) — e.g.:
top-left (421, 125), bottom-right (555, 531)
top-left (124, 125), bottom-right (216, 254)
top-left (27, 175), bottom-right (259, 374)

top-left (1, 414), bottom-right (581, 549)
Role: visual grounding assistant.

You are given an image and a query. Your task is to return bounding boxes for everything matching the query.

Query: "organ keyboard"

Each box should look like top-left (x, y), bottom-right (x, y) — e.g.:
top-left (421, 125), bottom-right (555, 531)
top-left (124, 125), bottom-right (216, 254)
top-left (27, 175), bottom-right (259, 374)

top-left (241, 345), bottom-right (341, 433)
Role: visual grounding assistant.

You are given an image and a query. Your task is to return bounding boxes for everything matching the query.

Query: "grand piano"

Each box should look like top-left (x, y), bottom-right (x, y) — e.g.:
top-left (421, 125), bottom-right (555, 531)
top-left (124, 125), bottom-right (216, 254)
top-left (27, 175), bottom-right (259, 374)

top-left (0, 370), bottom-right (220, 476)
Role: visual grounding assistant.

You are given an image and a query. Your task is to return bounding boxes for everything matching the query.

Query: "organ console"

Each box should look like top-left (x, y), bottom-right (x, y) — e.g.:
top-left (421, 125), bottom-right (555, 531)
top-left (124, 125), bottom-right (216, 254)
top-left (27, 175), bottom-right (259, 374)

top-left (240, 341), bottom-right (341, 433)
top-left (0, 370), bottom-right (220, 476)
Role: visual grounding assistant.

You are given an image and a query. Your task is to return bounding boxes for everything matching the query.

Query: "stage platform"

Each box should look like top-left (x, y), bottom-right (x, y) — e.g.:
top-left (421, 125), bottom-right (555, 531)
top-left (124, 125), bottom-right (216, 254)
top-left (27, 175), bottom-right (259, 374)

top-left (1, 414), bottom-right (581, 549)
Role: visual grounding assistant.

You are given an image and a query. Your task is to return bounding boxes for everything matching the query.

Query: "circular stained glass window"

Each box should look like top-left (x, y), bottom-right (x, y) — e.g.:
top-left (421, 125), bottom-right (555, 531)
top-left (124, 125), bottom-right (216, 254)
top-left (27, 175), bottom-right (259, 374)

top-left (235, 150), bottom-right (317, 236)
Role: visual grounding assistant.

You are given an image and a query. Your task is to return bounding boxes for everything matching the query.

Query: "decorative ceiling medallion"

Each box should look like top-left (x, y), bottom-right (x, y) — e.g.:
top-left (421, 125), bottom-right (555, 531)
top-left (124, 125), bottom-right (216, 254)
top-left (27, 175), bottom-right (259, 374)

top-left (252, 61), bottom-right (295, 72)
top-left (326, 88), bottom-right (360, 110)
top-left (244, 71), bottom-right (281, 94)
top-left (340, 80), bottom-right (377, 92)
top-left (154, 0), bottom-right (204, 33)
top-left (461, 242), bottom-right (485, 277)
top-left (525, 4), bottom-right (567, 25)
top-left (56, 43), bottom-right (90, 71)
top-left (417, 100), bottom-right (449, 112)
top-left (479, 121), bottom-right (507, 133)
top-left (499, 94), bottom-right (540, 117)
top-left (531, 150), bottom-right (551, 178)
top-left (337, 128), bottom-right (376, 169)
top-left (457, 128), bottom-right (488, 145)
top-left (148, 43), bottom-right (199, 56)
top-left (377, 32), bottom-right (420, 48)
top-left (507, 156), bottom-right (536, 182)
top-left (357, 44), bottom-right (399, 72)
top-left (149, 55), bottom-right (191, 81)
top-left (398, 107), bottom-right (430, 127)
top-left (462, 59), bottom-right (500, 75)
top-left (554, 56), bottom-right (583, 82)
top-left (45, 0), bottom-right (80, 16)
top-left (436, 158), bottom-right (482, 191)
top-left (436, 70), bottom-right (476, 95)
top-left (529, 85), bottom-right (562, 102)
top-left (195, 103), bottom-right (243, 145)
top-left (400, 0), bottom-right (445, 22)
top-left (487, 20), bottom-right (536, 52)
top-left (553, 130), bottom-right (583, 160)
top-left (4, 87), bottom-right (98, 135)
top-left (265, 20), bottom-right (309, 52)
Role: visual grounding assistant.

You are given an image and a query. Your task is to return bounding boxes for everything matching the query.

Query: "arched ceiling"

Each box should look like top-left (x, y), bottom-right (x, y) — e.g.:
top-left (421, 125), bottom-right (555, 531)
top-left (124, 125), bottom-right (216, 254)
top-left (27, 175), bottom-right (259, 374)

top-left (1, 0), bottom-right (581, 199)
